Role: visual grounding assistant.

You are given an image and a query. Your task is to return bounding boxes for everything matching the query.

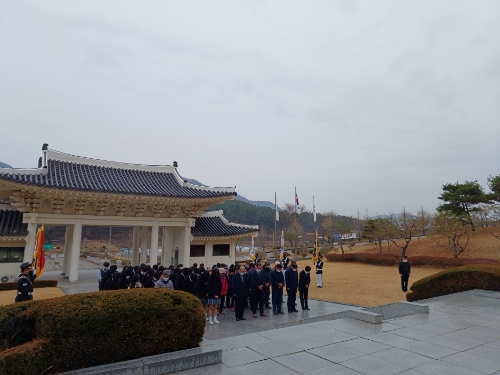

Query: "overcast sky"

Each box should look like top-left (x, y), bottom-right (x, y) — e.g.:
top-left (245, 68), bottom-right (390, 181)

top-left (1, 0), bottom-right (499, 216)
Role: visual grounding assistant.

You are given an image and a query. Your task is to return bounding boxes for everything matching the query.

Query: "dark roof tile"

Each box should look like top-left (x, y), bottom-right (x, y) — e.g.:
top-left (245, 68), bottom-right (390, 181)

top-left (0, 160), bottom-right (235, 199)
top-left (0, 210), bottom-right (28, 237)
top-left (192, 215), bottom-right (258, 238)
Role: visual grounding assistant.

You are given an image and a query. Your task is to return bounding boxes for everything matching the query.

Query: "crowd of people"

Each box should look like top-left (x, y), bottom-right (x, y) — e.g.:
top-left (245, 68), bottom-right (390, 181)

top-left (97, 254), bottom-right (325, 325)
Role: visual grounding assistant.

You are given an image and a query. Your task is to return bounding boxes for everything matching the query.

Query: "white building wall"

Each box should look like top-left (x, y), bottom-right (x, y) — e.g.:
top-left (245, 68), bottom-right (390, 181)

top-left (189, 239), bottom-right (236, 268)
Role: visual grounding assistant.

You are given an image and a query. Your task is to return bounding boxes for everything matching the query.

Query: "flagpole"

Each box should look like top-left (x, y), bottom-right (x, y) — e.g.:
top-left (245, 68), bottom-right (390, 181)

top-left (274, 192), bottom-right (277, 253)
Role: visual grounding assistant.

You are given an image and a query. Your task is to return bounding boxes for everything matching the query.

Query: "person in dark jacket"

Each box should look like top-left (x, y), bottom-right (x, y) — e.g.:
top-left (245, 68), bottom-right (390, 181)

top-left (270, 263), bottom-right (285, 314)
top-left (143, 269), bottom-right (156, 288)
top-left (262, 262), bottom-right (271, 308)
top-left (249, 263), bottom-right (267, 318)
top-left (15, 262), bottom-right (36, 303)
top-left (398, 256), bottom-right (411, 292)
top-left (231, 265), bottom-right (249, 321)
top-left (299, 266), bottom-right (311, 310)
top-left (285, 263), bottom-right (299, 312)
top-left (206, 267), bottom-right (222, 324)
top-left (185, 273), bottom-right (199, 296)
top-left (118, 268), bottom-right (133, 289)
top-left (198, 270), bottom-right (209, 321)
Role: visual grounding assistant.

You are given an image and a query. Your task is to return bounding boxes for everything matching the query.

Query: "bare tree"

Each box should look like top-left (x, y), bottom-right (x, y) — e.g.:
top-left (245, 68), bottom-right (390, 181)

top-left (429, 213), bottom-right (473, 258)
top-left (388, 208), bottom-right (421, 257)
top-left (318, 213), bottom-right (334, 244)
top-left (416, 207), bottom-right (432, 241)
top-left (331, 216), bottom-right (355, 254)
top-left (282, 203), bottom-right (310, 247)
top-left (476, 205), bottom-right (500, 241)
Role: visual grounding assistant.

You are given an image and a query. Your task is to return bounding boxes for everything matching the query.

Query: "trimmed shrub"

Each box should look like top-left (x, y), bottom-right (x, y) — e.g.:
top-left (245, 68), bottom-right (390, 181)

top-left (406, 265), bottom-right (500, 302)
top-left (0, 289), bottom-right (205, 374)
top-left (326, 253), bottom-right (500, 268)
top-left (0, 279), bottom-right (58, 291)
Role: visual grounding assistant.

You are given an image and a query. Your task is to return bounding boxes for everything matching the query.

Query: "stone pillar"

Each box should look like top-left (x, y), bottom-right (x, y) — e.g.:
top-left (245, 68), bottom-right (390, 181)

top-left (161, 227), bottom-right (172, 266)
top-left (62, 225), bottom-right (74, 275)
top-left (69, 219), bottom-right (82, 282)
top-left (132, 227), bottom-right (140, 267)
top-left (182, 225), bottom-right (191, 267)
top-left (150, 221), bottom-right (159, 265)
top-left (140, 227), bottom-right (149, 264)
top-left (23, 222), bottom-right (37, 263)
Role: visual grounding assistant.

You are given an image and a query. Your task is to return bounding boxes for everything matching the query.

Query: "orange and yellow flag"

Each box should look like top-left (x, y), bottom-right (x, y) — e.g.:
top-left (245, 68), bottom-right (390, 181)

top-left (33, 224), bottom-right (45, 278)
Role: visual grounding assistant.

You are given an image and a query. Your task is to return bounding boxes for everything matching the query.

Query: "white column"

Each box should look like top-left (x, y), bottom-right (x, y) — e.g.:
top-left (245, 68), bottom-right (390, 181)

top-left (69, 219), bottom-right (82, 282)
top-left (182, 225), bottom-right (191, 267)
top-left (161, 227), bottom-right (172, 266)
top-left (62, 225), bottom-right (74, 275)
top-left (150, 221), bottom-right (159, 265)
top-left (23, 222), bottom-right (37, 262)
top-left (132, 227), bottom-right (140, 267)
top-left (140, 226), bottom-right (149, 264)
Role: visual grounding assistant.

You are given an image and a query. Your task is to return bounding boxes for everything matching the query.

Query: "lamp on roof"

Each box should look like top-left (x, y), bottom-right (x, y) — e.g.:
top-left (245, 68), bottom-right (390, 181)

top-left (173, 161), bottom-right (178, 168)
top-left (42, 144), bottom-right (48, 168)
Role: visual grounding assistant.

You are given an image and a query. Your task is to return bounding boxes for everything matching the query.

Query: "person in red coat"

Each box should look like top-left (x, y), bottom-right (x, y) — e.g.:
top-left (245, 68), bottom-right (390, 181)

top-left (218, 271), bottom-right (229, 316)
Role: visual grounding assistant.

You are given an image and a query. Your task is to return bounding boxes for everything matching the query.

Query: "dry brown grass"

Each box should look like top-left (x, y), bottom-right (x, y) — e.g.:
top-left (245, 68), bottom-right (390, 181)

top-left (296, 260), bottom-right (443, 307)
top-left (0, 287), bottom-right (65, 307)
top-left (345, 232), bottom-right (500, 260)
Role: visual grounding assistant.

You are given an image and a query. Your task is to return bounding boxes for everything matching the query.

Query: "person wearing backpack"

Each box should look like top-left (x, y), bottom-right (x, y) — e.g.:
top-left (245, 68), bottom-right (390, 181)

top-left (97, 262), bottom-right (110, 291)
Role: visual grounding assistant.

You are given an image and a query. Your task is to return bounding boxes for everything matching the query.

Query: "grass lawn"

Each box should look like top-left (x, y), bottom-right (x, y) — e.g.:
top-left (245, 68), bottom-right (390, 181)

top-left (0, 287), bottom-right (65, 306)
top-left (295, 260), bottom-right (443, 307)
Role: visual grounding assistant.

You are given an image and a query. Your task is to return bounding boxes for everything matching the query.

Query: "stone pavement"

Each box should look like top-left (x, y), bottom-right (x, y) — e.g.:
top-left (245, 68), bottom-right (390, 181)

top-left (203, 299), bottom-right (364, 340)
top-left (178, 290), bottom-right (500, 375)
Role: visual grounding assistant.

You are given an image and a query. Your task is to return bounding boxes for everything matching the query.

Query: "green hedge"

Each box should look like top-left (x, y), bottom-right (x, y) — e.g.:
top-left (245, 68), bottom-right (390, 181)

top-left (406, 265), bottom-right (500, 302)
top-left (0, 280), bottom-right (58, 291)
top-left (0, 289), bottom-right (205, 374)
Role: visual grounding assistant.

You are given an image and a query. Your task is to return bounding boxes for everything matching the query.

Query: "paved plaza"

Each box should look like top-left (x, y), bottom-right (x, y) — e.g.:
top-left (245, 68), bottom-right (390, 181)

top-left (185, 290), bottom-right (500, 375)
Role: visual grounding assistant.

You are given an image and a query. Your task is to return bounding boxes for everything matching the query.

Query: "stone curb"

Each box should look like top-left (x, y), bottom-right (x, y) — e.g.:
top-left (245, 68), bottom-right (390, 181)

top-left (59, 347), bottom-right (222, 375)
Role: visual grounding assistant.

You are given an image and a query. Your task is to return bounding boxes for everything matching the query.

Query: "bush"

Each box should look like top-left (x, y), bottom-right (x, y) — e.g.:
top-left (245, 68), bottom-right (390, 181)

top-left (0, 289), bottom-right (205, 374)
top-left (0, 280), bottom-right (58, 291)
top-left (325, 253), bottom-right (500, 268)
top-left (406, 265), bottom-right (500, 302)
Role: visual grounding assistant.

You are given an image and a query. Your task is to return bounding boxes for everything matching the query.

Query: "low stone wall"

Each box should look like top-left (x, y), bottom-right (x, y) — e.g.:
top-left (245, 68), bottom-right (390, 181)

top-left (60, 347), bottom-right (221, 375)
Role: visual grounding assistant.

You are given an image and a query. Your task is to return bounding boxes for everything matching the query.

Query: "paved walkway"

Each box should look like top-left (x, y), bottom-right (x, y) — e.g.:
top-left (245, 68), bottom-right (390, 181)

top-left (203, 299), bottom-right (363, 340)
top-left (180, 290), bottom-right (500, 375)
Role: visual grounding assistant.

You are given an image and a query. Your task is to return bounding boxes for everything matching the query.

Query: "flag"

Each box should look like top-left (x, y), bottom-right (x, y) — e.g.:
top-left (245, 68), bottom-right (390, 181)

top-left (280, 230), bottom-right (284, 260)
top-left (33, 224), bottom-right (45, 278)
top-left (275, 192), bottom-right (279, 222)
top-left (295, 187), bottom-right (300, 214)
top-left (313, 196), bottom-right (317, 223)
top-left (250, 236), bottom-right (256, 261)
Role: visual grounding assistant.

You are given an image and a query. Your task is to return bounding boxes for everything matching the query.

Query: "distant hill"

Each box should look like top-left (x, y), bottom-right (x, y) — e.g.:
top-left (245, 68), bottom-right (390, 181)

top-left (0, 161), bottom-right (12, 168)
top-left (182, 176), bottom-right (275, 209)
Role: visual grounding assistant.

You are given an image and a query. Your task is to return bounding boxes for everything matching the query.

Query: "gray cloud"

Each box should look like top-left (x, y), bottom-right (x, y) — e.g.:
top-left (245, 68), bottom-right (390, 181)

top-left (1, 0), bottom-right (499, 216)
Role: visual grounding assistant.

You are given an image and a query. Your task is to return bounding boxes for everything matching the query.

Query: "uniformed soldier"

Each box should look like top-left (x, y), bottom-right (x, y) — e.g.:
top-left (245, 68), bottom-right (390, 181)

top-left (315, 254), bottom-right (324, 288)
top-left (15, 262), bottom-right (36, 303)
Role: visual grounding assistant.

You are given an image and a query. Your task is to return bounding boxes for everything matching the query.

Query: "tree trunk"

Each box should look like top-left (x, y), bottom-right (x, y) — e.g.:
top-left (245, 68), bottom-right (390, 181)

top-left (401, 246), bottom-right (408, 257)
top-left (339, 240), bottom-right (344, 254)
top-left (378, 240), bottom-right (382, 254)
top-left (451, 238), bottom-right (458, 258)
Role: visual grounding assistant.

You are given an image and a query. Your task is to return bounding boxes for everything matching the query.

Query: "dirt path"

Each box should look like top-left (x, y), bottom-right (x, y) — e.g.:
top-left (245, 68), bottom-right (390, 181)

top-left (0, 287), bottom-right (65, 306)
top-left (295, 260), bottom-right (443, 307)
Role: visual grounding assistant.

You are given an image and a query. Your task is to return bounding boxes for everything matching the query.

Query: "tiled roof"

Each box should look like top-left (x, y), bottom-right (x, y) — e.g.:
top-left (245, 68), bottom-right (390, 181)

top-left (0, 159), bottom-right (235, 199)
top-left (192, 213), bottom-right (258, 238)
top-left (0, 210), bottom-right (28, 237)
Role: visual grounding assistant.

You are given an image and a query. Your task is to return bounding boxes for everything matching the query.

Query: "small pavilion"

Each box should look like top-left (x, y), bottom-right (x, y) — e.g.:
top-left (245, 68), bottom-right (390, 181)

top-left (0, 145), bottom-right (258, 282)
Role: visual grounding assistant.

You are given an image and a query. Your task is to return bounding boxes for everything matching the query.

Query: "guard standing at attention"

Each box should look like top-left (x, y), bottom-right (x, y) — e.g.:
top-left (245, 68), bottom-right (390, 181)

top-left (16, 262), bottom-right (36, 303)
top-left (398, 255), bottom-right (411, 292)
top-left (315, 254), bottom-right (324, 288)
